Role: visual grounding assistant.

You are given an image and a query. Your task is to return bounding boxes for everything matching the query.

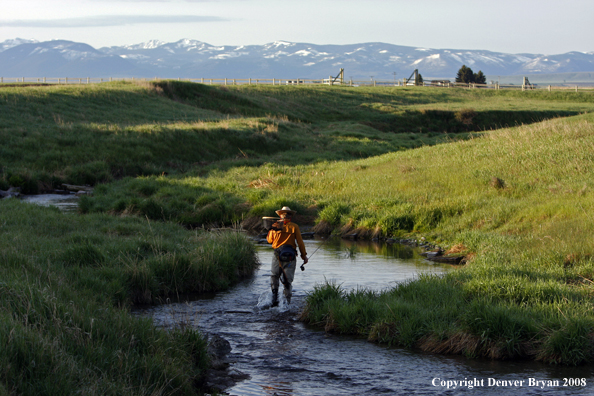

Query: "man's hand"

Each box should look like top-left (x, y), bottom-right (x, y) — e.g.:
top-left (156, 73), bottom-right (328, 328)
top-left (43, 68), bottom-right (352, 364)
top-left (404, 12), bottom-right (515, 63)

top-left (300, 256), bottom-right (308, 271)
top-left (271, 221), bottom-right (282, 230)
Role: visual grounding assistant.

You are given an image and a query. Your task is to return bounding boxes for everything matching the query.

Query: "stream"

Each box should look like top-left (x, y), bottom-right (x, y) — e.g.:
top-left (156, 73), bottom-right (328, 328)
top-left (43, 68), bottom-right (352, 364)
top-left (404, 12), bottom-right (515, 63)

top-left (134, 237), bottom-right (594, 395)
top-left (21, 193), bottom-right (79, 212)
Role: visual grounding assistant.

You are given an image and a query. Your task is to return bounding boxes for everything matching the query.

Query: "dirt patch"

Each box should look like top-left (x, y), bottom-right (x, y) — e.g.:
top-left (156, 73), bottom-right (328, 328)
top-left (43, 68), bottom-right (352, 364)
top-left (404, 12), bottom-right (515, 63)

top-left (445, 243), bottom-right (468, 255)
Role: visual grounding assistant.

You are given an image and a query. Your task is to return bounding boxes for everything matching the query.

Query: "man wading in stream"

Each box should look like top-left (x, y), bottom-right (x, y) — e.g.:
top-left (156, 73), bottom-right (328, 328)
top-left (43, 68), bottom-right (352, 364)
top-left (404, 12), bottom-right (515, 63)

top-left (267, 206), bottom-right (308, 306)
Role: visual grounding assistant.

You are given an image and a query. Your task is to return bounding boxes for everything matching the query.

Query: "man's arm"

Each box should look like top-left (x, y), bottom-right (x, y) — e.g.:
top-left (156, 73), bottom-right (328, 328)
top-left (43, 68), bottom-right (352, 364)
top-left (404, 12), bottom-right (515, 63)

top-left (294, 226), bottom-right (308, 264)
top-left (266, 221), bottom-right (282, 244)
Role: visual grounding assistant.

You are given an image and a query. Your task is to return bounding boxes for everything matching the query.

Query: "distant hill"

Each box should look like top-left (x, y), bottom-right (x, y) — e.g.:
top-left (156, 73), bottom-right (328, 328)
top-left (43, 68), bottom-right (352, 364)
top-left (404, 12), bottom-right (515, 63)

top-left (0, 40), bottom-right (145, 77)
top-left (1, 38), bottom-right (593, 81)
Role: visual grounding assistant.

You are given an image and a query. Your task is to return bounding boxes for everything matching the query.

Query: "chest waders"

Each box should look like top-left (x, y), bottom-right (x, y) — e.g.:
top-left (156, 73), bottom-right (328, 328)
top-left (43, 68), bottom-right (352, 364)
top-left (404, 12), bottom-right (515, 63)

top-left (271, 246), bottom-right (296, 307)
top-left (268, 218), bottom-right (301, 307)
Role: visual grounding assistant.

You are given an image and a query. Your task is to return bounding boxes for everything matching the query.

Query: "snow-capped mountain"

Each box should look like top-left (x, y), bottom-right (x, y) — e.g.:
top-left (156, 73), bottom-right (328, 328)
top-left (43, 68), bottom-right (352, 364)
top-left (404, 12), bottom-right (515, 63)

top-left (0, 39), bottom-right (145, 77)
top-left (0, 38), bottom-right (38, 52)
top-left (1, 38), bottom-right (593, 80)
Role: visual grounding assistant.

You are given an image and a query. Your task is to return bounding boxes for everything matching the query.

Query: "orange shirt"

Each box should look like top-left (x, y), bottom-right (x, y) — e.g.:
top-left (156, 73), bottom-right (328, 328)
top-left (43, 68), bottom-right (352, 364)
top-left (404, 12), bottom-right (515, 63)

top-left (267, 221), bottom-right (307, 258)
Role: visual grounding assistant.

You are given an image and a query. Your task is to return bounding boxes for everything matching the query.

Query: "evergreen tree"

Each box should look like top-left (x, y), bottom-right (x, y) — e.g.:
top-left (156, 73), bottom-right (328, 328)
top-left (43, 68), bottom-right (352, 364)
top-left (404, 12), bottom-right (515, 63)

top-left (455, 65), bottom-right (487, 84)
top-left (474, 70), bottom-right (486, 84)
top-left (455, 65), bottom-right (474, 83)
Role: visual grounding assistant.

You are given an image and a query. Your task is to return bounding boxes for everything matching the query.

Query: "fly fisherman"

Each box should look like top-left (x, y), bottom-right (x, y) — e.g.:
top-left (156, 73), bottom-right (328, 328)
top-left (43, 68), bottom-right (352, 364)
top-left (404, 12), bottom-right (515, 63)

top-left (266, 206), bottom-right (308, 306)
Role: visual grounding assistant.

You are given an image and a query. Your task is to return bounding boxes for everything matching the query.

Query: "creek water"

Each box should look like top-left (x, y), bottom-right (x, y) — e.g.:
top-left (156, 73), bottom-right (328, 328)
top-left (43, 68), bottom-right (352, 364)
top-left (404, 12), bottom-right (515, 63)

top-left (135, 237), bottom-right (594, 395)
top-left (21, 193), bottom-right (79, 212)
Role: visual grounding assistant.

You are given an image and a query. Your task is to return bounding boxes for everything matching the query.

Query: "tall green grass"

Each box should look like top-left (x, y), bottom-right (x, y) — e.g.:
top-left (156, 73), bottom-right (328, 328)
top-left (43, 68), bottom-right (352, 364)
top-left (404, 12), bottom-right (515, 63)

top-left (0, 199), bottom-right (259, 393)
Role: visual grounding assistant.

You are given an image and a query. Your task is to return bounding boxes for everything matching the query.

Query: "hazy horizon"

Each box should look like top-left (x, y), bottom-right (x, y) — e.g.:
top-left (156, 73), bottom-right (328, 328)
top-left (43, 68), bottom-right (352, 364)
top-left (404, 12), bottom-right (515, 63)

top-left (1, 0), bottom-right (593, 55)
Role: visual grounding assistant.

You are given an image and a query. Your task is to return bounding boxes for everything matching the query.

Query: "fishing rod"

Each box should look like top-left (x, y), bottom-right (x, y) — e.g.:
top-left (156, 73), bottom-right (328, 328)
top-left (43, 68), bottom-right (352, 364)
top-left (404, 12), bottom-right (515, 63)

top-left (299, 235), bottom-right (328, 271)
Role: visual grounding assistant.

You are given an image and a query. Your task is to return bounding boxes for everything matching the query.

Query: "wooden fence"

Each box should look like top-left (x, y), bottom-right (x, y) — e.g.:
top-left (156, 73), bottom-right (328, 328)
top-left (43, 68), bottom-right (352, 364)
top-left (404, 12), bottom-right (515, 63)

top-left (0, 76), bottom-right (593, 92)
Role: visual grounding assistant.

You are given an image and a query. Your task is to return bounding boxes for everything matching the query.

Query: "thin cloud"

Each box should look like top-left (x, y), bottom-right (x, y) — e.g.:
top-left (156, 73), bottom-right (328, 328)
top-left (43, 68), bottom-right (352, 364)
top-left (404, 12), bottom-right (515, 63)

top-left (0, 15), bottom-right (227, 28)
top-left (86, 0), bottom-right (219, 2)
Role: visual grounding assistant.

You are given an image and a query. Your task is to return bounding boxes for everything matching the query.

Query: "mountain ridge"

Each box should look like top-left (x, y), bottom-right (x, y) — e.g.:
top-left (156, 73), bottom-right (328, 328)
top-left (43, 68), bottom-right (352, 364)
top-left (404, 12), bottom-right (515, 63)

top-left (1, 38), bottom-right (593, 82)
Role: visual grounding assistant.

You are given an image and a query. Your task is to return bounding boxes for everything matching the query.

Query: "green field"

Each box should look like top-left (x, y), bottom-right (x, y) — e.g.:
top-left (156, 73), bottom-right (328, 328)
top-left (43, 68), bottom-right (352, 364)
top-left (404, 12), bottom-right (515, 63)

top-left (2, 81), bottom-right (594, 393)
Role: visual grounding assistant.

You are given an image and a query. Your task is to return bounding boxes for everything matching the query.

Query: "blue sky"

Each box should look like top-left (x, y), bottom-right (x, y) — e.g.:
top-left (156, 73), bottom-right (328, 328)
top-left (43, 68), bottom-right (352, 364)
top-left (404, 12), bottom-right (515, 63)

top-left (1, 0), bottom-right (592, 54)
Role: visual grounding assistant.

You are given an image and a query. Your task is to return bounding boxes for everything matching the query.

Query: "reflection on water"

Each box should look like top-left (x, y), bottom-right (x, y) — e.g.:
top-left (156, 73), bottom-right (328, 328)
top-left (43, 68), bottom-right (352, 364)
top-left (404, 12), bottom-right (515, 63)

top-left (288, 237), bottom-right (446, 292)
top-left (21, 194), bottom-right (79, 212)
top-left (136, 238), bottom-right (594, 396)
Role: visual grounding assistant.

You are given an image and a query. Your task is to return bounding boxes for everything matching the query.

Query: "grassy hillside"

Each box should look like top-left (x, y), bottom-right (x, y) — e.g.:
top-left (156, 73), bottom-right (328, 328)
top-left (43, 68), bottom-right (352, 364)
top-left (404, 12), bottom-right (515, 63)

top-left (1, 81), bottom-right (591, 192)
top-left (1, 81), bottom-right (594, 395)
top-left (299, 115), bottom-right (594, 364)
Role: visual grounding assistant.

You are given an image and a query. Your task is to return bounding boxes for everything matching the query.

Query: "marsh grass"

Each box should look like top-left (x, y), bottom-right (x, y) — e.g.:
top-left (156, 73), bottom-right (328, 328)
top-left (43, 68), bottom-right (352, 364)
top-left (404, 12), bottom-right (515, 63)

top-left (0, 199), bottom-right (258, 393)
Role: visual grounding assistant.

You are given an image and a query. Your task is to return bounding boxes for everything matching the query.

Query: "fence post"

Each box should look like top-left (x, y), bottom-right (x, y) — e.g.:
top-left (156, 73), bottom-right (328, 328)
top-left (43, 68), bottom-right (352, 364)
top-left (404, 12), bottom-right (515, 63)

top-left (225, 78), bottom-right (228, 85)
top-left (548, 85), bottom-right (551, 92)
top-left (249, 78), bottom-right (252, 85)
top-left (373, 80), bottom-right (376, 87)
top-left (576, 85), bottom-right (579, 92)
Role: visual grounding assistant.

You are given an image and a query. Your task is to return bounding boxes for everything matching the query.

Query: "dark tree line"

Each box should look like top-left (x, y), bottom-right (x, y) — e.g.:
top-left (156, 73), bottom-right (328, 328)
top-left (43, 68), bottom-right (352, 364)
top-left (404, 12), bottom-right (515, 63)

top-left (455, 65), bottom-right (486, 84)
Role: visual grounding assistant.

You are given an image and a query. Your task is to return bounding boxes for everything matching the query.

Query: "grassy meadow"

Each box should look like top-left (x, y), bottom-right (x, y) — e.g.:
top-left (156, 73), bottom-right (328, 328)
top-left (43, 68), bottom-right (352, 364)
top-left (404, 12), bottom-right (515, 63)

top-left (2, 81), bottom-right (594, 393)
